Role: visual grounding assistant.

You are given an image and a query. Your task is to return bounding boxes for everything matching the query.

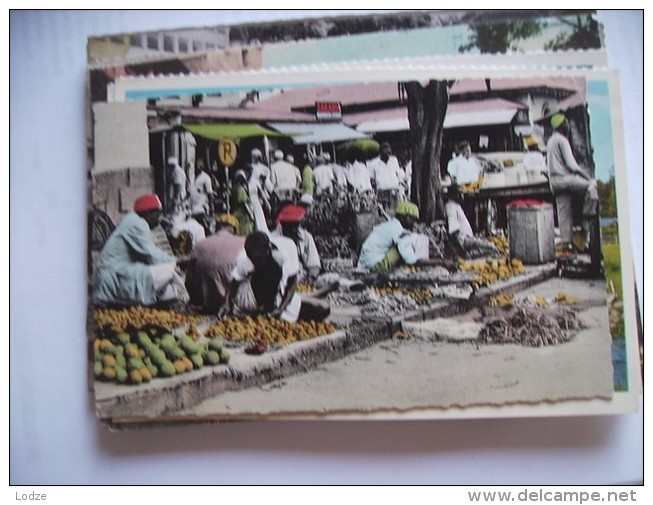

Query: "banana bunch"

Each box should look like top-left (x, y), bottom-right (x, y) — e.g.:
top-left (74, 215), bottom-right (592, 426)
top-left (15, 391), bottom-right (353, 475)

top-left (93, 306), bottom-right (195, 333)
top-left (554, 292), bottom-right (580, 305)
top-left (458, 257), bottom-right (526, 290)
top-left (374, 287), bottom-right (434, 305)
top-left (534, 296), bottom-right (550, 308)
top-left (488, 235), bottom-right (509, 256)
top-left (489, 293), bottom-right (515, 307)
top-left (205, 316), bottom-right (338, 346)
top-left (169, 230), bottom-right (193, 257)
top-left (460, 177), bottom-right (485, 193)
top-left (296, 283), bottom-right (315, 293)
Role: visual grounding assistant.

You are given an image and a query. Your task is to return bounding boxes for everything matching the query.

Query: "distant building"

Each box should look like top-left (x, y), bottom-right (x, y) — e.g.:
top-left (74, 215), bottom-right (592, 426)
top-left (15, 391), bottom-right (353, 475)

top-left (88, 28), bottom-right (230, 64)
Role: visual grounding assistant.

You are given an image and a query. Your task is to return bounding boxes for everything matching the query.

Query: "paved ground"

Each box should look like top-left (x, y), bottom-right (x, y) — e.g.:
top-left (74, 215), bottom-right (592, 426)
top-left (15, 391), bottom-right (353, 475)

top-left (179, 277), bottom-right (616, 420)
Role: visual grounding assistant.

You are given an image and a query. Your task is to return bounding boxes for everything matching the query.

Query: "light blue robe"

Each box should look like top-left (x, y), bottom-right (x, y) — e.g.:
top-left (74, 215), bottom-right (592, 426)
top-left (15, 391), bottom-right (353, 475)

top-left (93, 212), bottom-right (175, 305)
top-left (356, 218), bottom-right (419, 271)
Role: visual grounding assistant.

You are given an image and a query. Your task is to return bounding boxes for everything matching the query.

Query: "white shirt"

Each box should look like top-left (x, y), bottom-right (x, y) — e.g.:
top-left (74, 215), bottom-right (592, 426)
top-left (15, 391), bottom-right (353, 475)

top-left (346, 161), bottom-right (373, 193)
top-left (171, 215), bottom-right (206, 247)
top-left (445, 200), bottom-right (474, 241)
top-left (231, 235), bottom-right (302, 322)
top-left (331, 163), bottom-right (348, 189)
top-left (189, 171), bottom-right (213, 214)
top-left (171, 164), bottom-right (187, 200)
top-left (249, 161), bottom-right (274, 195)
top-left (312, 163), bottom-right (335, 194)
top-left (272, 227), bottom-right (321, 280)
top-left (270, 160), bottom-right (302, 192)
top-left (447, 155), bottom-right (481, 185)
top-left (367, 155), bottom-right (404, 190)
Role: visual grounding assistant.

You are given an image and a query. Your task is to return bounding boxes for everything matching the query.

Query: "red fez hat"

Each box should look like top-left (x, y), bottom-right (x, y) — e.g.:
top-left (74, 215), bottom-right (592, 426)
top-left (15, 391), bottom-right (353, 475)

top-left (133, 194), bottom-right (162, 213)
top-left (275, 204), bottom-right (306, 225)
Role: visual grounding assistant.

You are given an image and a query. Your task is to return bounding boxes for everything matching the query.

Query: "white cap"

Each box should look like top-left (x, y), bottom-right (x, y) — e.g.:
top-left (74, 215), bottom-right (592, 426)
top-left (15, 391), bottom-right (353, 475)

top-left (274, 149), bottom-right (284, 160)
top-left (286, 154), bottom-right (295, 163)
top-left (323, 152), bottom-right (331, 162)
top-left (167, 156), bottom-right (177, 164)
top-left (251, 148), bottom-right (262, 159)
top-left (300, 193), bottom-right (314, 206)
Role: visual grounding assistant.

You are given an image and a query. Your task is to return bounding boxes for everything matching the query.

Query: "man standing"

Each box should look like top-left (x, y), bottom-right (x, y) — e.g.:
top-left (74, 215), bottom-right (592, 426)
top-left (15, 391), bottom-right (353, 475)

top-left (546, 112), bottom-right (596, 254)
top-left (248, 148), bottom-right (274, 231)
top-left (300, 155), bottom-right (315, 199)
top-left (325, 152), bottom-right (348, 194)
top-left (93, 194), bottom-right (188, 306)
top-left (270, 149), bottom-right (302, 203)
top-left (185, 214), bottom-right (246, 314)
top-left (312, 154), bottom-right (336, 196)
top-left (188, 158), bottom-right (213, 218)
top-left (167, 156), bottom-right (188, 214)
top-left (367, 142), bottom-right (405, 209)
top-left (346, 154), bottom-right (373, 194)
top-left (446, 140), bottom-right (482, 185)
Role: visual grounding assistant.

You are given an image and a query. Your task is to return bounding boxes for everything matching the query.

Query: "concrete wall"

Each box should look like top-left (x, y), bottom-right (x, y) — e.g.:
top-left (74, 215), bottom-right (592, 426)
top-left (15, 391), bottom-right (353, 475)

top-left (93, 101), bottom-right (150, 172)
top-left (92, 101), bottom-right (154, 224)
top-left (92, 166), bottom-right (155, 225)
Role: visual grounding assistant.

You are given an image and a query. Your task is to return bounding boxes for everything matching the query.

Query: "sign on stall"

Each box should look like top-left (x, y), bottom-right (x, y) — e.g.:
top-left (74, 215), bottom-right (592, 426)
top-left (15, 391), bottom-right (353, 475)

top-left (218, 138), bottom-right (237, 167)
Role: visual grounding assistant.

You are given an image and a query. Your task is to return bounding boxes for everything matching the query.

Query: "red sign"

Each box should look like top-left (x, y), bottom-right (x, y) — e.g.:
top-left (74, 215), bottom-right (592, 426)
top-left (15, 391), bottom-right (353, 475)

top-left (315, 101), bottom-right (342, 120)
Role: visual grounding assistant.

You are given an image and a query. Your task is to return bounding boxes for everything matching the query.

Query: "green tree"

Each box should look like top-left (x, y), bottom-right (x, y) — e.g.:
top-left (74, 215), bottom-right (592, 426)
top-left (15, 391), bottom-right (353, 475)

top-left (459, 20), bottom-right (544, 53)
top-left (459, 13), bottom-right (601, 54)
top-left (597, 174), bottom-right (617, 217)
top-left (544, 14), bottom-right (601, 50)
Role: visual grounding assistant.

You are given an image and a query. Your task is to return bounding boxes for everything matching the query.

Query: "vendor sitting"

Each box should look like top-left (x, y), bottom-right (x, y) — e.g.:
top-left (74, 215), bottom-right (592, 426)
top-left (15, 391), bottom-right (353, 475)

top-left (93, 193), bottom-right (189, 307)
top-left (356, 201), bottom-right (432, 273)
top-left (445, 184), bottom-right (499, 259)
top-left (221, 231), bottom-right (330, 322)
top-left (271, 203), bottom-right (321, 283)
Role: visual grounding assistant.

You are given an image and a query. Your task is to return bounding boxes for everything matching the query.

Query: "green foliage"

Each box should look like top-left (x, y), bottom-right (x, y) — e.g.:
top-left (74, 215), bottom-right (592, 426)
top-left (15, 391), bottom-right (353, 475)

top-left (460, 14), bottom-right (602, 54)
top-left (597, 175), bottom-right (618, 217)
top-left (603, 243), bottom-right (623, 300)
top-left (544, 15), bottom-right (601, 50)
top-left (459, 20), bottom-right (544, 54)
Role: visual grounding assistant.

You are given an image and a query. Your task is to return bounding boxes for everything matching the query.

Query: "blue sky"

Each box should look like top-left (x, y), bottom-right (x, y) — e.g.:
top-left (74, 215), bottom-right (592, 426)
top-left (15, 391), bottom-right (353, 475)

top-left (587, 79), bottom-right (615, 182)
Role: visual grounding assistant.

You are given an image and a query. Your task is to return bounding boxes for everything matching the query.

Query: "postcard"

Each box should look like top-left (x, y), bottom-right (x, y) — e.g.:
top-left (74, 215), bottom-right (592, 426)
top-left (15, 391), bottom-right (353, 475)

top-left (87, 63), bottom-right (640, 426)
top-left (87, 10), bottom-right (606, 105)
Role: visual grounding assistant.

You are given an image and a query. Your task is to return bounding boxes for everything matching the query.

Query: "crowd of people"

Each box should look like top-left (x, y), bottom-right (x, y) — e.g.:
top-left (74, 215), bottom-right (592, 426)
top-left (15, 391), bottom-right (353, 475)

top-left (93, 124), bottom-right (596, 323)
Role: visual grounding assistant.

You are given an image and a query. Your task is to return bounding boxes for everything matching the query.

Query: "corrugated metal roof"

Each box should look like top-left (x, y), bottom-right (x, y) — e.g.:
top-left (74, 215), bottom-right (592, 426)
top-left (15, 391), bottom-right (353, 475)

top-left (268, 122), bottom-right (369, 145)
top-left (250, 78), bottom-right (582, 112)
top-left (354, 99), bottom-right (524, 133)
top-left (174, 106), bottom-right (314, 122)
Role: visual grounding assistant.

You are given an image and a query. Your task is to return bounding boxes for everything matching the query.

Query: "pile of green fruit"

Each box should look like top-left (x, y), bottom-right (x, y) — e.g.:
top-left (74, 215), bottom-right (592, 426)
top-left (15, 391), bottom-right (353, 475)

top-left (92, 324), bottom-right (230, 385)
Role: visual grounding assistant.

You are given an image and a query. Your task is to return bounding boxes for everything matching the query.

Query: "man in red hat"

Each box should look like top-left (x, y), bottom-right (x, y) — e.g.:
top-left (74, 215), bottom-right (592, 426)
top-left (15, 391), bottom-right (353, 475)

top-left (92, 193), bottom-right (189, 306)
top-left (272, 204), bottom-right (321, 283)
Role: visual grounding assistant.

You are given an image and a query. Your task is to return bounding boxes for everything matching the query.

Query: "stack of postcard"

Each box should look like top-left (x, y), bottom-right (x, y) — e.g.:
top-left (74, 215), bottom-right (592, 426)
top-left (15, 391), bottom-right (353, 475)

top-left (86, 10), bottom-right (641, 428)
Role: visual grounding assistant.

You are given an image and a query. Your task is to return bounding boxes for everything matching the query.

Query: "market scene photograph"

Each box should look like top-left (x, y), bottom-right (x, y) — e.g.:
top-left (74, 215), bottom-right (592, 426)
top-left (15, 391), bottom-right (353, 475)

top-left (87, 72), bottom-right (630, 425)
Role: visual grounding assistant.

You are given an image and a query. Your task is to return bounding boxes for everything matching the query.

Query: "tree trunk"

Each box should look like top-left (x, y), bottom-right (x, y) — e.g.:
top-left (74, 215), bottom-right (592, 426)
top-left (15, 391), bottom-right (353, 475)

top-left (404, 80), bottom-right (450, 222)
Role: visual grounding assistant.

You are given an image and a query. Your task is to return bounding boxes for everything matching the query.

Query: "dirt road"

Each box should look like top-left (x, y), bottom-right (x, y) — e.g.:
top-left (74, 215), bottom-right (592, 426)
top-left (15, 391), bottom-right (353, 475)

top-left (180, 278), bottom-right (615, 420)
